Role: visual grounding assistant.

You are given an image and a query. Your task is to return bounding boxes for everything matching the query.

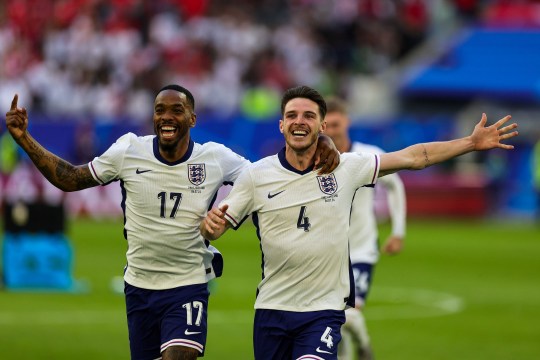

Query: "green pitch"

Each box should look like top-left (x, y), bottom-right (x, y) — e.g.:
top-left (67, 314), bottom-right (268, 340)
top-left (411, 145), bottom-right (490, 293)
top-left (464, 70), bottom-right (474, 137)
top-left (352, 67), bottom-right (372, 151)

top-left (0, 217), bottom-right (538, 359)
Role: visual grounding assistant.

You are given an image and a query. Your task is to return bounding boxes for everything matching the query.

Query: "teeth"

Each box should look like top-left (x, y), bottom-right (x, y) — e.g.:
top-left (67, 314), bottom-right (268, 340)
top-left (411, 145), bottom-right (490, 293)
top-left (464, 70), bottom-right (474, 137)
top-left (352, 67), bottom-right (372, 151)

top-left (293, 130), bottom-right (307, 135)
top-left (162, 126), bottom-right (175, 131)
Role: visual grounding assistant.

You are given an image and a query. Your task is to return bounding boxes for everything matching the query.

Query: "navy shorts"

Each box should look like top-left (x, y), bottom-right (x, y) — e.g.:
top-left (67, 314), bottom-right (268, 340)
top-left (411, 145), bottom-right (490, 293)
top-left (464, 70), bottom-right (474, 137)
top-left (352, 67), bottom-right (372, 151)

top-left (351, 263), bottom-right (375, 305)
top-left (125, 282), bottom-right (209, 360)
top-left (253, 309), bottom-right (345, 360)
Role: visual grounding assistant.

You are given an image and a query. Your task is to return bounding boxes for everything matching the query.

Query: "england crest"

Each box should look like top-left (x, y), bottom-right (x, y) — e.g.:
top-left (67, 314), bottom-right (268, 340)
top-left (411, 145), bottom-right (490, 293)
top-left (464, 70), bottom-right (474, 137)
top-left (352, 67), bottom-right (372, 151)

top-left (317, 174), bottom-right (338, 195)
top-left (188, 164), bottom-right (206, 186)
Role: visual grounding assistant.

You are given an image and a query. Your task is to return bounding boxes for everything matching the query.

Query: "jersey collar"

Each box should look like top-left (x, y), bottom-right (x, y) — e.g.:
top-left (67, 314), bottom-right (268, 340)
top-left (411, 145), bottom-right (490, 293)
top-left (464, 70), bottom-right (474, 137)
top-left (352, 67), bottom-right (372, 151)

top-left (278, 147), bottom-right (314, 175)
top-left (153, 137), bottom-right (194, 165)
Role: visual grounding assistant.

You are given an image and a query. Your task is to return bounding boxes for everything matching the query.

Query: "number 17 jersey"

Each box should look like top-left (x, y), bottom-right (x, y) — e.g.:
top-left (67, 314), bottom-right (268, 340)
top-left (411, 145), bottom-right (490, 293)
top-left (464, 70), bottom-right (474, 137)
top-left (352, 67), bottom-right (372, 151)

top-left (89, 133), bottom-right (248, 290)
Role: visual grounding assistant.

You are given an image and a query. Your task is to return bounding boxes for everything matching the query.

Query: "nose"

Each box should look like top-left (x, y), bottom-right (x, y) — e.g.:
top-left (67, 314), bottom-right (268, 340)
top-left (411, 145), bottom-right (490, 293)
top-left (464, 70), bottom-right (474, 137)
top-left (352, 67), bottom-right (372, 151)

top-left (161, 110), bottom-right (174, 121)
top-left (293, 115), bottom-right (307, 125)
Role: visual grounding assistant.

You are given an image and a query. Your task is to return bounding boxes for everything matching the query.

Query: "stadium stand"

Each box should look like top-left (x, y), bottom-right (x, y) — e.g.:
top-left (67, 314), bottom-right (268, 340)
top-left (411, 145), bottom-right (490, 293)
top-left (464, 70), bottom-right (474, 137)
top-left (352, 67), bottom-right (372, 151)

top-left (0, 0), bottom-right (538, 218)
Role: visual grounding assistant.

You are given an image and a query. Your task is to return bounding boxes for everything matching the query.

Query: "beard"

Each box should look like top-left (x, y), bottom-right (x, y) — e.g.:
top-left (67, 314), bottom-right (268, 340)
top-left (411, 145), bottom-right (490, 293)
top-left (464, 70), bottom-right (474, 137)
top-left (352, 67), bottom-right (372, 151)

top-left (285, 132), bottom-right (318, 154)
top-left (155, 123), bottom-right (189, 151)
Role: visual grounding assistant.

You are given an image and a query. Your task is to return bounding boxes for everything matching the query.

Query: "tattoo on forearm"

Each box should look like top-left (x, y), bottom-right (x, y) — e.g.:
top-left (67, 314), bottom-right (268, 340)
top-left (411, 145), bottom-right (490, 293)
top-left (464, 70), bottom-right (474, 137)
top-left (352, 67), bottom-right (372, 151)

top-left (421, 144), bottom-right (430, 166)
top-left (26, 138), bottom-right (96, 190)
top-left (56, 158), bottom-right (96, 190)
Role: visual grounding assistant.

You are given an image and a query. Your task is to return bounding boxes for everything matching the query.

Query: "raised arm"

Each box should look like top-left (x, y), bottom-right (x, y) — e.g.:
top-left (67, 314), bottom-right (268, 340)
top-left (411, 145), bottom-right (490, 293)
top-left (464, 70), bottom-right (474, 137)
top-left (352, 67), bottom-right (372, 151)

top-left (5, 94), bottom-right (99, 191)
top-left (379, 114), bottom-right (518, 177)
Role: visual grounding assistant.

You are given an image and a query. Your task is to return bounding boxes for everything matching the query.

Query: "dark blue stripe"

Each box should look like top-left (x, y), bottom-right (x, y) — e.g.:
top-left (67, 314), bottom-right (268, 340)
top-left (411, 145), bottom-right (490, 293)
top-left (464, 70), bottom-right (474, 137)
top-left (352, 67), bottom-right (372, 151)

top-left (252, 212), bottom-right (265, 299)
top-left (120, 179), bottom-right (128, 240)
top-left (277, 147), bottom-right (314, 175)
top-left (153, 137), bottom-right (194, 165)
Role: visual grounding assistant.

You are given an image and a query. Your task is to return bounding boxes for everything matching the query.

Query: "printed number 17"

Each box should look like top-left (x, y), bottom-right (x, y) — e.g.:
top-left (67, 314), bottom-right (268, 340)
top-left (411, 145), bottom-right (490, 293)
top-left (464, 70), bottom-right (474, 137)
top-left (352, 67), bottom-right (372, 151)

top-left (158, 192), bottom-right (182, 218)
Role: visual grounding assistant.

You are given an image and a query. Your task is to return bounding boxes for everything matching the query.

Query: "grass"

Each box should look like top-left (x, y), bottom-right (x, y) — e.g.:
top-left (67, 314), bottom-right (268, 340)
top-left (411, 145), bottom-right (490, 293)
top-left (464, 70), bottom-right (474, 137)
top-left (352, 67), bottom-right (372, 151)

top-left (0, 217), bottom-right (539, 359)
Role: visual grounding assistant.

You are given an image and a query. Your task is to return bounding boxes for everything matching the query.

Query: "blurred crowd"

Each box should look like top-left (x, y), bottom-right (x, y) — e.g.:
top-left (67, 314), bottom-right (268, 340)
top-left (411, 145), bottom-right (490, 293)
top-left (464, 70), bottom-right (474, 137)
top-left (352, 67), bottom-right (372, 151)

top-left (0, 0), bottom-right (527, 122)
top-left (0, 0), bottom-right (538, 218)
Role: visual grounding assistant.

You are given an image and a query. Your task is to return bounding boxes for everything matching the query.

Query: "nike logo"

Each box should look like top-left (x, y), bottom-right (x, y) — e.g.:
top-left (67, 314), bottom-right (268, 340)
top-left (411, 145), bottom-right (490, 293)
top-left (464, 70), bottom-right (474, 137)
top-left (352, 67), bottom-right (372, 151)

top-left (184, 329), bottom-right (202, 335)
top-left (136, 168), bottom-right (152, 174)
top-left (316, 347), bottom-right (333, 354)
top-left (267, 190), bottom-right (285, 199)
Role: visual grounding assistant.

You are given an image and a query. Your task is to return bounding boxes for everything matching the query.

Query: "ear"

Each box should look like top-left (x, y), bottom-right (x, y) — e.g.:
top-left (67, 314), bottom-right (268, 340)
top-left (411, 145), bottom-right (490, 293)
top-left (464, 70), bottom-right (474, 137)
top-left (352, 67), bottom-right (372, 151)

top-left (190, 113), bottom-right (197, 128)
top-left (319, 120), bottom-right (327, 133)
top-left (279, 119), bottom-right (284, 134)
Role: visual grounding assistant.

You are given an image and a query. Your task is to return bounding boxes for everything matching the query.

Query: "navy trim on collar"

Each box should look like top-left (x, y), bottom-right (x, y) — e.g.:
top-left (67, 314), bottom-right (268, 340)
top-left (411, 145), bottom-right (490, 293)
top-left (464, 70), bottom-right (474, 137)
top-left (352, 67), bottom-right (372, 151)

top-left (153, 137), bottom-right (194, 165)
top-left (278, 147), bottom-right (314, 175)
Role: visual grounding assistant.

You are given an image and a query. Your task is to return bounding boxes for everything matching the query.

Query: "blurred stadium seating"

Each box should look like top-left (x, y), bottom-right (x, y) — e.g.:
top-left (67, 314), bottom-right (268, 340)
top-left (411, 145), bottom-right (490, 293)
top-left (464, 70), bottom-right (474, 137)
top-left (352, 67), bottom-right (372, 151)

top-left (0, 0), bottom-right (538, 219)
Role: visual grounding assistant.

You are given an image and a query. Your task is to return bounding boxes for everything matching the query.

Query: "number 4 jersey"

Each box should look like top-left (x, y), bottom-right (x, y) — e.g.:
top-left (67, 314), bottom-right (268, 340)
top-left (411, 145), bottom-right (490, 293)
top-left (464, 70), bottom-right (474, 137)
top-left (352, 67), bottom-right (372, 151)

top-left (221, 148), bottom-right (380, 312)
top-left (88, 133), bottom-right (249, 290)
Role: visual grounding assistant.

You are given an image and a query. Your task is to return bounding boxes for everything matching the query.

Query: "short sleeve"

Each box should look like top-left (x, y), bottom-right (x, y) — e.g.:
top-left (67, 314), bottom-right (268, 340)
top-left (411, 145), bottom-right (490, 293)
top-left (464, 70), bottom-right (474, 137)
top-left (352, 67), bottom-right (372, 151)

top-left (88, 133), bottom-right (133, 184)
top-left (344, 152), bottom-right (380, 188)
top-left (219, 166), bottom-right (255, 229)
top-left (216, 144), bottom-right (250, 185)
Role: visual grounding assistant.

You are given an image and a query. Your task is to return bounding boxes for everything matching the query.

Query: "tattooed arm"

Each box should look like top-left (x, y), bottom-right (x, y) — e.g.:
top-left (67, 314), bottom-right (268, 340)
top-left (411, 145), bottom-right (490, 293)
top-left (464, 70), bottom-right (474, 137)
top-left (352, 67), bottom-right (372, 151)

top-left (5, 94), bottom-right (98, 191)
top-left (378, 113), bottom-right (518, 177)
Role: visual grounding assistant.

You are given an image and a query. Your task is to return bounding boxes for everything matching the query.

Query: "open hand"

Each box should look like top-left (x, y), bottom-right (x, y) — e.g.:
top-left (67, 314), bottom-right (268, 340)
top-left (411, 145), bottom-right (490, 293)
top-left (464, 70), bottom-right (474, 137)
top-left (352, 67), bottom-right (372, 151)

top-left (471, 113), bottom-right (518, 151)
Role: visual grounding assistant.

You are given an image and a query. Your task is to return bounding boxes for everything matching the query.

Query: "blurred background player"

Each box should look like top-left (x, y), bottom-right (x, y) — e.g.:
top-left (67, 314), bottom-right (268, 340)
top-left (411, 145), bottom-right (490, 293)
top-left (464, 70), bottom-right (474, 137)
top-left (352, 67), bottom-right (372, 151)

top-left (325, 97), bottom-right (407, 360)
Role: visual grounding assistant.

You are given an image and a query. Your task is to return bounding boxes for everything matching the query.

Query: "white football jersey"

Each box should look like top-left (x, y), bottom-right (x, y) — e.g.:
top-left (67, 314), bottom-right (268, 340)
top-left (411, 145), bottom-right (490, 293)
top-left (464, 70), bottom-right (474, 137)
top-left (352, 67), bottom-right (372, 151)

top-left (348, 142), bottom-right (406, 264)
top-left (221, 148), bottom-right (380, 312)
top-left (89, 133), bottom-right (249, 290)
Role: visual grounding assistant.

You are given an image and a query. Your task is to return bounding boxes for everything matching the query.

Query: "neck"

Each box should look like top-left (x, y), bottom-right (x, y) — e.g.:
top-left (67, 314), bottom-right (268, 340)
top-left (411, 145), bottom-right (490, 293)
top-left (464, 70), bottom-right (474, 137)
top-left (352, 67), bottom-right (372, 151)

top-left (159, 134), bottom-right (190, 162)
top-left (285, 142), bottom-right (317, 171)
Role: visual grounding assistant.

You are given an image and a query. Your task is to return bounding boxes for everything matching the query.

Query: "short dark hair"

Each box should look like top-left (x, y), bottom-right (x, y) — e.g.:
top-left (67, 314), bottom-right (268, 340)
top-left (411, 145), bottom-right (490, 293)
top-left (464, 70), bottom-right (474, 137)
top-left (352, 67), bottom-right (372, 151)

top-left (281, 86), bottom-right (327, 119)
top-left (325, 96), bottom-right (348, 115)
top-left (158, 84), bottom-right (195, 110)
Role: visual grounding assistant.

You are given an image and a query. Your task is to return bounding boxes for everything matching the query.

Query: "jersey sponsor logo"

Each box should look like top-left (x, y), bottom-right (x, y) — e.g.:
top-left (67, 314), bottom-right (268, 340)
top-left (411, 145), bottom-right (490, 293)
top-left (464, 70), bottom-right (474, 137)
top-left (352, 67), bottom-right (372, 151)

top-left (188, 164), bottom-right (206, 186)
top-left (136, 168), bottom-right (152, 174)
top-left (316, 347), bottom-right (333, 354)
top-left (184, 329), bottom-right (202, 335)
top-left (267, 190), bottom-right (285, 199)
top-left (316, 174), bottom-right (338, 195)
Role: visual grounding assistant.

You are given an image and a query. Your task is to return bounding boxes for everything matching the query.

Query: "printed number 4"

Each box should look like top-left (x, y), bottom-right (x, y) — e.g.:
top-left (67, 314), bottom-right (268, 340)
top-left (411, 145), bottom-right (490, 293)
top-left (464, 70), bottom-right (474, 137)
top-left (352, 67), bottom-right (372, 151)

top-left (182, 301), bottom-right (204, 326)
top-left (158, 192), bottom-right (182, 218)
top-left (297, 206), bottom-right (311, 232)
top-left (321, 327), bottom-right (334, 348)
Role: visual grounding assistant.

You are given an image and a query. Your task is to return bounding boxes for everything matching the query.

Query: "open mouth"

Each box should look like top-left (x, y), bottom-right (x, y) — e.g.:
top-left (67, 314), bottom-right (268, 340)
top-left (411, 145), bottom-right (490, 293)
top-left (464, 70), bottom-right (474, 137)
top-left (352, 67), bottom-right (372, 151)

top-left (160, 125), bottom-right (177, 139)
top-left (292, 130), bottom-right (308, 137)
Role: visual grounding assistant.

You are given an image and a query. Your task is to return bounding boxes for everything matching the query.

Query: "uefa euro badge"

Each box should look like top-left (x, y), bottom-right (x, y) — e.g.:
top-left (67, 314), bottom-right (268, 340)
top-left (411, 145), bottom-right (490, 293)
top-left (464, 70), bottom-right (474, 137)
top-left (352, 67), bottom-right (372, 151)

top-left (317, 174), bottom-right (338, 195)
top-left (188, 164), bottom-right (206, 186)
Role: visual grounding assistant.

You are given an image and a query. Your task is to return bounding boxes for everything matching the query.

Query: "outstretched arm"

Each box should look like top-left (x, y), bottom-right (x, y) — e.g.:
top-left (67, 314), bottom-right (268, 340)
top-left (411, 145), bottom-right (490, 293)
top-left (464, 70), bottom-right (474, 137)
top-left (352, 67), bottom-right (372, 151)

top-left (5, 94), bottom-right (99, 191)
top-left (379, 114), bottom-right (518, 177)
top-left (200, 204), bottom-right (232, 241)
